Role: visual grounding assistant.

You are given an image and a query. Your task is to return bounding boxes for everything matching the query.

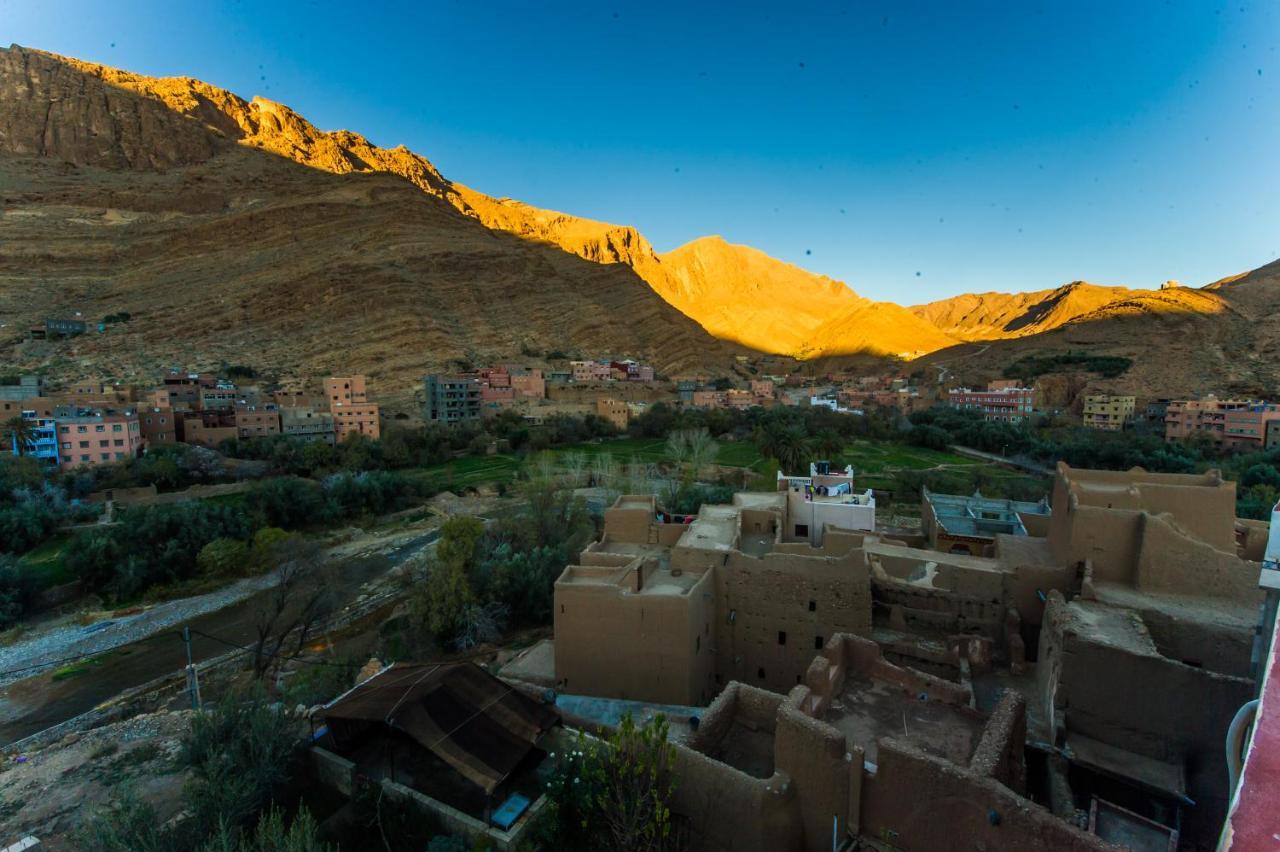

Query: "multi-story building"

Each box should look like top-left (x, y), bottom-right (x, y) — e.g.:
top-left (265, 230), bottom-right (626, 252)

top-left (8, 411), bottom-right (60, 466)
top-left (675, 378), bottom-right (699, 404)
top-left (280, 408), bottom-right (336, 445)
top-left (423, 374), bottom-right (480, 425)
top-left (595, 398), bottom-right (630, 431)
top-left (750, 379), bottom-right (776, 403)
top-left (690, 390), bottom-right (726, 409)
top-left (234, 405), bottom-right (282, 440)
top-left (947, 383), bottom-right (1034, 423)
top-left (0, 375), bottom-right (44, 402)
top-left (178, 411), bottom-right (238, 449)
top-left (1082, 394), bottom-right (1135, 431)
top-left (1222, 403), bottom-right (1280, 452)
top-left (326, 375), bottom-right (380, 441)
top-left (1164, 395), bottom-right (1252, 445)
top-left (570, 360), bottom-right (613, 383)
top-left (54, 407), bottom-right (144, 470)
top-left (509, 368), bottom-right (546, 399)
top-left (198, 385), bottom-right (239, 411)
top-left (776, 462), bottom-right (875, 543)
top-left (1267, 419), bottom-right (1280, 450)
top-left (140, 406), bottom-right (178, 447)
top-left (724, 389), bottom-right (755, 409)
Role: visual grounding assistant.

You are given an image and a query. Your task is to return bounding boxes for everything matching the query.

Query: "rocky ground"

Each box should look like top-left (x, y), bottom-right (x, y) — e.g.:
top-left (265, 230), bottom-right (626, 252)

top-left (0, 709), bottom-right (192, 849)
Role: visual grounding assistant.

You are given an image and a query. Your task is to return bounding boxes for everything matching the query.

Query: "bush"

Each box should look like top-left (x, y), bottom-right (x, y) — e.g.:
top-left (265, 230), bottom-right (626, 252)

top-left (197, 538), bottom-right (250, 578)
top-left (0, 553), bottom-right (37, 630)
top-left (182, 689), bottom-right (301, 838)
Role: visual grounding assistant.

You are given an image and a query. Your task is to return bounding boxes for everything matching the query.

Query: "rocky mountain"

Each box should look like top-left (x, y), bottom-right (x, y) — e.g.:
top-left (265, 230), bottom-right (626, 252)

top-left (911, 280), bottom-right (1230, 342)
top-left (1, 45), bottom-right (1275, 401)
top-left (0, 46), bottom-right (750, 403)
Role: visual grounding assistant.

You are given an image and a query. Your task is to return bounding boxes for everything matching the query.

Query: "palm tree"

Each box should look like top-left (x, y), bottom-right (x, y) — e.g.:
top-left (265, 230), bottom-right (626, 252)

top-left (4, 416), bottom-right (34, 457)
top-left (811, 431), bottom-right (845, 466)
top-left (755, 423), bottom-right (810, 475)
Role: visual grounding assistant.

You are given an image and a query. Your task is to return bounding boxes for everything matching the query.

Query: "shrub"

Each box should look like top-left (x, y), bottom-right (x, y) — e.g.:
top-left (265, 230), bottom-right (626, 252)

top-left (197, 538), bottom-right (250, 578)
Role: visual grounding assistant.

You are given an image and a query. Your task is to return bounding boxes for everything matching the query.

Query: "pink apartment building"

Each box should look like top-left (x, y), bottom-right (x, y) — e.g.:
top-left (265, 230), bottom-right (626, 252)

top-left (55, 407), bottom-right (144, 470)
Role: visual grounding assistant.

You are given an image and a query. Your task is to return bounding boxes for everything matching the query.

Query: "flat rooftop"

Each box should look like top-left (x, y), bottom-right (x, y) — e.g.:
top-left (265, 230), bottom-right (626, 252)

top-left (677, 505), bottom-right (740, 552)
top-left (926, 489), bottom-right (1048, 539)
top-left (638, 563), bottom-right (700, 595)
top-left (824, 675), bottom-right (986, 765)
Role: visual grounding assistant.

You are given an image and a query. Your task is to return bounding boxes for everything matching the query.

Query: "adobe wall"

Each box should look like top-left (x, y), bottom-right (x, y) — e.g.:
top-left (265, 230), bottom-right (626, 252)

top-left (1001, 559), bottom-right (1074, 628)
top-left (713, 548), bottom-right (872, 693)
top-left (1133, 513), bottom-right (1262, 603)
top-left (1019, 509), bottom-right (1051, 537)
top-left (1237, 518), bottom-right (1269, 562)
top-left (553, 568), bottom-right (717, 705)
top-left (776, 686), bottom-right (862, 852)
top-left (603, 501), bottom-right (654, 543)
top-left (872, 571), bottom-right (1006, 638)
top-left (670, 744), bottom-right (802, 852)
top-left (687, 682), bottom-right (782, 754)
top-left (1048, 498), bottom-right (1143, 585)
top-left (657, 523), bottom-right (687, 546)
top-left (1037, 595), bottom-right (1254, 843)
top-left (860, 739), bottom-right (1113, 851)
top-left (805, 633), bottom-right (972, 717)
top-left (967, 690), bottom-right (1027, 795)
top-left (676, 682), bottom-right (802, 851)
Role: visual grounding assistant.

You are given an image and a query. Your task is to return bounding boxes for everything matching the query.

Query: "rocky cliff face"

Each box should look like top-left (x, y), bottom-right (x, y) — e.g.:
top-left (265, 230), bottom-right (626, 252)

top-left (0, 46), bottom-right (748, 398)
top-left (2, 44), bottom-right (1275, 398)
top-left (911, 280), bottom-right (1231, 342)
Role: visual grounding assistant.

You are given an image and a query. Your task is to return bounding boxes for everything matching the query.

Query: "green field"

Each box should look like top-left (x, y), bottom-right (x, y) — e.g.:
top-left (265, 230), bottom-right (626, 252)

top-left (840, 440), bottom-right (978, 474)
top-left (405, 436), bottom-right (774, 492)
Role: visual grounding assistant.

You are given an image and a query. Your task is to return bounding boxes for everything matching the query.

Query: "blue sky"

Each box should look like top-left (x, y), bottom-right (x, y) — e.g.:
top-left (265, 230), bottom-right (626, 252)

top-left (5, 0), bottom-right (1277, 302)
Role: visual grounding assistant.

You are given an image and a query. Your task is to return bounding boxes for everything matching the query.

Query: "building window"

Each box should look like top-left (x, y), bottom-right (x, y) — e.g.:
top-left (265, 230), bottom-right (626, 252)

top-left (695, 636), bottom-right (700, 652)
top-left (795, 524), bottom-right (808, 537)
top-left (757, 667), bottom-right (766, 680)
top-left (808, 600), bottom-right (816, 612)
top-left (777, 631), bottom-right (787, 646)
top-left (815, 636), bottom-right (824, 649)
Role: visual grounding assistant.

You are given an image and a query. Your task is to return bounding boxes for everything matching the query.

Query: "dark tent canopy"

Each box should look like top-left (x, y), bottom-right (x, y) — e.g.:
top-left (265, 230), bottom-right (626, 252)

top-left (322, 662), bottom-right (559, 794)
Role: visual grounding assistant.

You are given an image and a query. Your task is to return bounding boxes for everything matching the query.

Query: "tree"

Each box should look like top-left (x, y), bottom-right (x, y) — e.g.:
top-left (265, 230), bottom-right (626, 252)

top-left (249, 540), bottom-right (335, 678)
top-left (3, 416), bottom-right (35, 457)
top-left (416, 557), bottom-right (474, 640)
top-left (755, 423), bottom-right (809, 474)
top-left (545, 715), bottom-right (680, 852)
top-left (197, 538), bottom-right (251, 578)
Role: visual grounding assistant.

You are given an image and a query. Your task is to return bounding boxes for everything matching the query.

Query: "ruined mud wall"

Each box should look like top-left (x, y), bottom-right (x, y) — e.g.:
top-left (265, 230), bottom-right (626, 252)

top-left (1038, 594), bottom-right (1254, 844)
top-left (806, 633), bottom-right (972, 715)
top-left (676, 683), bottom-right (801, 851)
top-left (671, 744), bottom-right (802, 852)
top-left (860, 739), bottom-right (1113, 851)
top-left (1134, 513), bottom-right (1261, 603)
top-left (968, 691), bottom-right (1028, 795)
top-left (776, 686), bottom-right (862, 852)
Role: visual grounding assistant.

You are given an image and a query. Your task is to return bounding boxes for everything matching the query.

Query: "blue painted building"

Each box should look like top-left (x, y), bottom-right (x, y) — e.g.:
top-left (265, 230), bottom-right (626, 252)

top-left (8, 413), bottom-right (60, 466)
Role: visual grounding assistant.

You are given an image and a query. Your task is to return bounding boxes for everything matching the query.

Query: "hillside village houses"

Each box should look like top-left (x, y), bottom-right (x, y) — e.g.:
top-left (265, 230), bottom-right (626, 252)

top-left (3, 371), bottom-right (382, 467)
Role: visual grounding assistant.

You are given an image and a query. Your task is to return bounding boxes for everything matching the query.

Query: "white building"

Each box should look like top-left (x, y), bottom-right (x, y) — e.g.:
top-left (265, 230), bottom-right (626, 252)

top-left (776, 462), bottom-right (875, 544)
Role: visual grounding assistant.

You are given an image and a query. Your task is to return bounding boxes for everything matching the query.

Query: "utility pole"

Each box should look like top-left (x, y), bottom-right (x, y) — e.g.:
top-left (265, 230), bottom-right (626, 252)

top-left (183, 626), bottom-right (202, 710)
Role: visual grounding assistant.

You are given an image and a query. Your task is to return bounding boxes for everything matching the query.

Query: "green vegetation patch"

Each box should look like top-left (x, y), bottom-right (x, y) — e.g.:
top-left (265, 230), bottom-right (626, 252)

top-left (1002, 351), bottom-right (1132, 380)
